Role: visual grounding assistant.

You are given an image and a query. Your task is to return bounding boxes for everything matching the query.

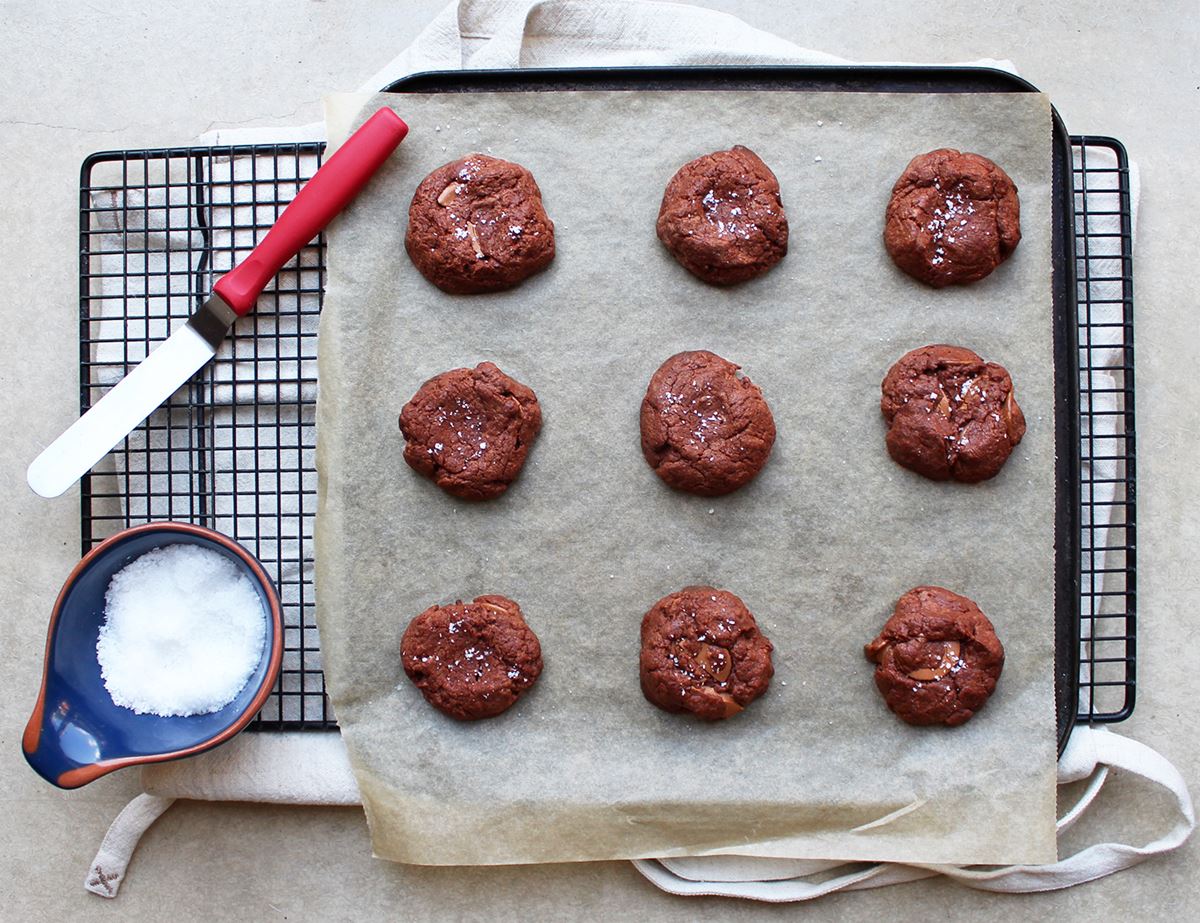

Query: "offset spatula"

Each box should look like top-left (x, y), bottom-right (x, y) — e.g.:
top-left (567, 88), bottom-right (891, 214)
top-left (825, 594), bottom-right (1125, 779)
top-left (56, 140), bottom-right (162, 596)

top-left (27, 107), bottom-right (408, 499)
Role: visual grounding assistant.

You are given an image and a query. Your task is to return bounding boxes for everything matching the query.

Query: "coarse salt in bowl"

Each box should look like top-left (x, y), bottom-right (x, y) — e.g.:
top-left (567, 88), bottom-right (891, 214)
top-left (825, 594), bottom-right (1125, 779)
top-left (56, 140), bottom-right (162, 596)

top-left (22, 522), bottom-right (282, 789)
top-left (97, 543), bottom-right (268, 717)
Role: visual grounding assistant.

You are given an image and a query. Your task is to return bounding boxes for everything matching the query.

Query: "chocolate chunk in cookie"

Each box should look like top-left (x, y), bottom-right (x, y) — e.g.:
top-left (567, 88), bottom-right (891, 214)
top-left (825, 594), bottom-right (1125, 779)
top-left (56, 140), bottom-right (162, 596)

top-left (864, 586), bottom-right (1005, 727)
top-left (399, 361), bottom-right (542, 500)
top-left (656, 145), bottom-right (789, 285)
top-left (881, 344), bottom-right (1026, 483)
top-left (884, 148), bottom-right (1021, 287)
top-left (405, 154), bottom-right (555, 294)
top-left (640, 350), bottom-right (776, 496)
top-left (640, 586), bottom-right (774, 720)
top-left (401, 595), bottom-right (543, 720)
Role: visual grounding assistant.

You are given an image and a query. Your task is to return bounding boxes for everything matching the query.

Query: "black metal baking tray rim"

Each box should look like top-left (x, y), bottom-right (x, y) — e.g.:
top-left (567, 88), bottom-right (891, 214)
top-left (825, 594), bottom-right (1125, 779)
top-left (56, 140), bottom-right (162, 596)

top-left (383, 65), bottom-right (1082, 754)
top-left (386, 63), bottom-right (1046, 95)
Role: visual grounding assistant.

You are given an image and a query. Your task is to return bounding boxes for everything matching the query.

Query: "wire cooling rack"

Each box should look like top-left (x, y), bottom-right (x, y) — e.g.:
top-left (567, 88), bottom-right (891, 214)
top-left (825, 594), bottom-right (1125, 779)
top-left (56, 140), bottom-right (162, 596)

top-left (79, 143), bottom-right (328, 728)
top-left (76, 137), bottom-right (1136, 731)
top-left (1072, 138), bottom-right (1136, 723)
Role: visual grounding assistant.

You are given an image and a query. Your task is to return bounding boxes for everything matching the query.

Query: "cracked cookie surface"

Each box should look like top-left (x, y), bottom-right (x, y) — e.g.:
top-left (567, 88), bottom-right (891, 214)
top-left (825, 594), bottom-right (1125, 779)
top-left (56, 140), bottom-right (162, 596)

top-left (640, 350), bottom-right (776, 496)
top-left (405, 153), bottom-right (555, 294)
top-left (399, 361), bottom-right (541, 500)
top-left (640, 586), bottom-right (774, 720)
top-left (656, 145), bottom-right (789, 285)
top-left (881, 344), bottom-right (1025, 483)
top-left (401, 595), bottom-right (543, 720)
top-left (864, 586), bottom-right (1005, 727)
top-left (884, 148), bottom-right (1020, 288)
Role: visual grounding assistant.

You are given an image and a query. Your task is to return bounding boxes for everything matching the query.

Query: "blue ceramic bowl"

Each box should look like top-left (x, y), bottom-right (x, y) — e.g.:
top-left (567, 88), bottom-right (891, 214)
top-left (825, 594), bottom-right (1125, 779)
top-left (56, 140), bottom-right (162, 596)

top-left (23, 522), bottom-right (282, 789)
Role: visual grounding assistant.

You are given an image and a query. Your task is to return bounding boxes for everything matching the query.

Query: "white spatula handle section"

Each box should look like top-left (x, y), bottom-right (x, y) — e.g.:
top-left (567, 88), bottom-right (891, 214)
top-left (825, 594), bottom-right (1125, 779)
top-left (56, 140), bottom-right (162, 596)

top-left (212, 107), bottom-right (408, 316)
top-left (26, 324), bottom-right (217, 499)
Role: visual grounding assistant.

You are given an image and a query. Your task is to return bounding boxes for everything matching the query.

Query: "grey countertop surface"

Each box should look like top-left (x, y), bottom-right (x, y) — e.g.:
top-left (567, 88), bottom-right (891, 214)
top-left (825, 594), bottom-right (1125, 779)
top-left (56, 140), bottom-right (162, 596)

top-left (2, 2), bottom-right (1197, 919)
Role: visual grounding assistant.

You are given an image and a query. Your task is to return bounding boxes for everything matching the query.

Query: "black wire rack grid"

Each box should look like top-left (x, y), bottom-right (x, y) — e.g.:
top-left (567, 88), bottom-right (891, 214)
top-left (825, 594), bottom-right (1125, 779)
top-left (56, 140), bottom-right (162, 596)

top-left (1072, 137), bottom-right (1136, 724)
top-left (76, 138), bottom-right (1136, 731)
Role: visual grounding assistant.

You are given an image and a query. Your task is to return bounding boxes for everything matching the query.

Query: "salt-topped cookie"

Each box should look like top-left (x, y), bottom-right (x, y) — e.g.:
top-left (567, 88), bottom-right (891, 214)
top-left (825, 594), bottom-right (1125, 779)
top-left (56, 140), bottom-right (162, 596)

top-left (640, 350), bottom-right (776, 496)
top-left (405, 154), bottom-right (555, 294)
top-left (399, 362), bottom-right (542, 501)
top-left (640, 586), bottom-right (774, 720)
top-left (865, 586), bottom-right (1005, 726)
top-left (656, 146), bottom-right (789, 285)
top-left (401, 595), bottom-right (543, 720)
top-left (880, 344), bottom-right (1025, 483)
top-left (883, 148), bottom-right (1021, 287)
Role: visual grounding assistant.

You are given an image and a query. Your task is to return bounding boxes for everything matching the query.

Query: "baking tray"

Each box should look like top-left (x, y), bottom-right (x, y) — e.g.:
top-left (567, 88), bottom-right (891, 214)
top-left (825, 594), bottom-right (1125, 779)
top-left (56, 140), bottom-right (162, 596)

top-left (76, 67), bottom-right (1136, 752)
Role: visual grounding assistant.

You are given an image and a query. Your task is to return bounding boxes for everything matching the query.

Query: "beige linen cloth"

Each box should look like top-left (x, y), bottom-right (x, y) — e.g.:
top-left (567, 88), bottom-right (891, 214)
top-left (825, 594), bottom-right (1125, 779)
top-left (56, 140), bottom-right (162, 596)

top-left (82, 0), bottom-right (1190, 901)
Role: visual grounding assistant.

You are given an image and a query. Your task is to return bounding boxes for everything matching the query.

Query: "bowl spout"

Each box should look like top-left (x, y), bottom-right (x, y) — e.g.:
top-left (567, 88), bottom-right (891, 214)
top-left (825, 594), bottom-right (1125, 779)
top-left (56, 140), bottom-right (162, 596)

top-left (23, 696), bottom-right (122, 788)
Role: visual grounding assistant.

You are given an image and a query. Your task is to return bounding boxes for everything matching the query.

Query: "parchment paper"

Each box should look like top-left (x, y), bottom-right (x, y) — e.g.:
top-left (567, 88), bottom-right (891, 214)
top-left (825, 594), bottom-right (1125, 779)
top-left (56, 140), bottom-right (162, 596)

top-left (315, 88), bottom-right (1058, 866)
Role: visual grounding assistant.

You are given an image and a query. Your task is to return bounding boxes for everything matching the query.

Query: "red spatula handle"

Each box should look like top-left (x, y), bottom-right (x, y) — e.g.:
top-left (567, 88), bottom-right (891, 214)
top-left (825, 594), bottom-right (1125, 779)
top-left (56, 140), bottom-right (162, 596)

top-left (212, 107), bottom-right (408, 316)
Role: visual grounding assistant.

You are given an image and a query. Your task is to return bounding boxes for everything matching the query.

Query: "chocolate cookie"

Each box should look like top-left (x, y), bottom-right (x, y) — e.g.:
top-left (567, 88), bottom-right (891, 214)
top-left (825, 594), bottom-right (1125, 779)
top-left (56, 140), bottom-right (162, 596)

top-left (640, 586), bottom-right (774, 720)
top-left (656, 145), bottom-right (789, 285)
top-left (399, 362), bottom-right (542, 500)
top-left (400, 595), bottom-right (543, 720)
top-left (881, 344), bottom-right (1026, 483)
top-left (405, 154), bottom-right (555, 294)
top-left (884, 148), bottom-right (1021, 287)
top-left (640, 350), bottom-right (776, 496)
top-left (864, 586), bottom-right (1005, 727)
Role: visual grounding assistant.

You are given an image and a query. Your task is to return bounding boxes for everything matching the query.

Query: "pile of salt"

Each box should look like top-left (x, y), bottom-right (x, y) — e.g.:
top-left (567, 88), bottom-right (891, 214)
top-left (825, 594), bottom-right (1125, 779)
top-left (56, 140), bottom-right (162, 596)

top-left (96, 544), bottom-right (267, 717)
